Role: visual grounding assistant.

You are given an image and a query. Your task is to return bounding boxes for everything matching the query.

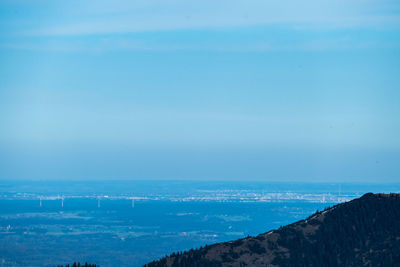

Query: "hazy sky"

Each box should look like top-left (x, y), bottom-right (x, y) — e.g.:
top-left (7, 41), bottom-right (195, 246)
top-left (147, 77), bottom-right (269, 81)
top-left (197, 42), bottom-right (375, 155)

top-left (1, 0), bottom-right (399, 181)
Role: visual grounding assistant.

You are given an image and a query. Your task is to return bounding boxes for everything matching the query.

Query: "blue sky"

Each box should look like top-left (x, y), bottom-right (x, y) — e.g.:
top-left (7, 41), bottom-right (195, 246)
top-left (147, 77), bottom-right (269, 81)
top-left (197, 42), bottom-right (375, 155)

top-left (0, 0), bottom-right (399, 181)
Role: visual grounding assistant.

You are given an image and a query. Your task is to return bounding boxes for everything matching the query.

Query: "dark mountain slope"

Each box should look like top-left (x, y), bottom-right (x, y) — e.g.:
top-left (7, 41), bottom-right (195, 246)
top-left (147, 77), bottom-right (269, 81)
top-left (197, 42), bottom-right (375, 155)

top-left (144, 193), bottom-right (400, 267)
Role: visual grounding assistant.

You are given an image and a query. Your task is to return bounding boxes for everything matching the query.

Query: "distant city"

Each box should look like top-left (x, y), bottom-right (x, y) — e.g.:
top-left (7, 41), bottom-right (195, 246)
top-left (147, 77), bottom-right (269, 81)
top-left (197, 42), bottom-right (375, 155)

top-left (4, 189), bottom-right (358, 203)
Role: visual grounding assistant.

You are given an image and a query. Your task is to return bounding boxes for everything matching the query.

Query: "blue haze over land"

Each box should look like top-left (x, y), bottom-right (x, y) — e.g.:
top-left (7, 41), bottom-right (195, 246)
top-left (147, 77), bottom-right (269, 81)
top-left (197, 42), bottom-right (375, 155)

top-left (0, 180), bottom-right (399, 266)
top-left (0, 1), bottom-right (400, 181)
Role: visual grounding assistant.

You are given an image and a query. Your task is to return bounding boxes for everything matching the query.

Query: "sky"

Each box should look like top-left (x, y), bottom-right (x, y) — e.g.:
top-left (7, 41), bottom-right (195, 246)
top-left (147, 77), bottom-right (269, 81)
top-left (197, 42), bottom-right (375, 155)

top-left (0, 0), bottom-right (399, 182)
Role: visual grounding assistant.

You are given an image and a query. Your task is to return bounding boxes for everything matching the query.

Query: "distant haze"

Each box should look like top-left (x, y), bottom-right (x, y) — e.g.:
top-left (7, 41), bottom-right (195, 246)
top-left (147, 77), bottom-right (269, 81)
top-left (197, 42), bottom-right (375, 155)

top-left (0, 0), bottom-right (399, 182)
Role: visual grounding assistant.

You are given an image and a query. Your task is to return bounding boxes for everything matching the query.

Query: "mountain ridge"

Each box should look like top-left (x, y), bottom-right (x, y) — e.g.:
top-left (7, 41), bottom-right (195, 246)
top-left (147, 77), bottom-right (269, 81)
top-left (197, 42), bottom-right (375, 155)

top-left (145, 193), bottom-right (400, 267)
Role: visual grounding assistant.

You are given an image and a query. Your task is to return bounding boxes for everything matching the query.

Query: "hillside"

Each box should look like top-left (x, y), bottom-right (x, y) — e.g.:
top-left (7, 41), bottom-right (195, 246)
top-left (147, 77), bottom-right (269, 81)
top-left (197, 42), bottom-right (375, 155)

top-left (144, 193), bottom-right (400, 267)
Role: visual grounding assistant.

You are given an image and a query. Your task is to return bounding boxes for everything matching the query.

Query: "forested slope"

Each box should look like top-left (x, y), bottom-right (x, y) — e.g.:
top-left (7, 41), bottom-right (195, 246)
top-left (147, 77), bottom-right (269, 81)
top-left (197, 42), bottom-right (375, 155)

top-left (145, 193), bottom-right (400, 267)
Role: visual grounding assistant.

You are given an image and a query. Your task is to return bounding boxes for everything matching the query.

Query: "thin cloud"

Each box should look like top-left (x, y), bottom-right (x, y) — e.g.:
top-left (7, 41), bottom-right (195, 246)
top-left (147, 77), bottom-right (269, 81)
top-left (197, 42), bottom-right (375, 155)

top-left (2, 33), bottom-right (396, 53)
top-left (16, 0), bottom-right (400, 36)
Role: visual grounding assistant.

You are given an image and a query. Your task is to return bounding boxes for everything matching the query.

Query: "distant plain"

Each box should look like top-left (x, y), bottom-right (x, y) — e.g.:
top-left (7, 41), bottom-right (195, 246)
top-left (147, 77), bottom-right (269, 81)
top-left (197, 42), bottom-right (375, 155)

top-left (1, 181), bottom-right (399, 267)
